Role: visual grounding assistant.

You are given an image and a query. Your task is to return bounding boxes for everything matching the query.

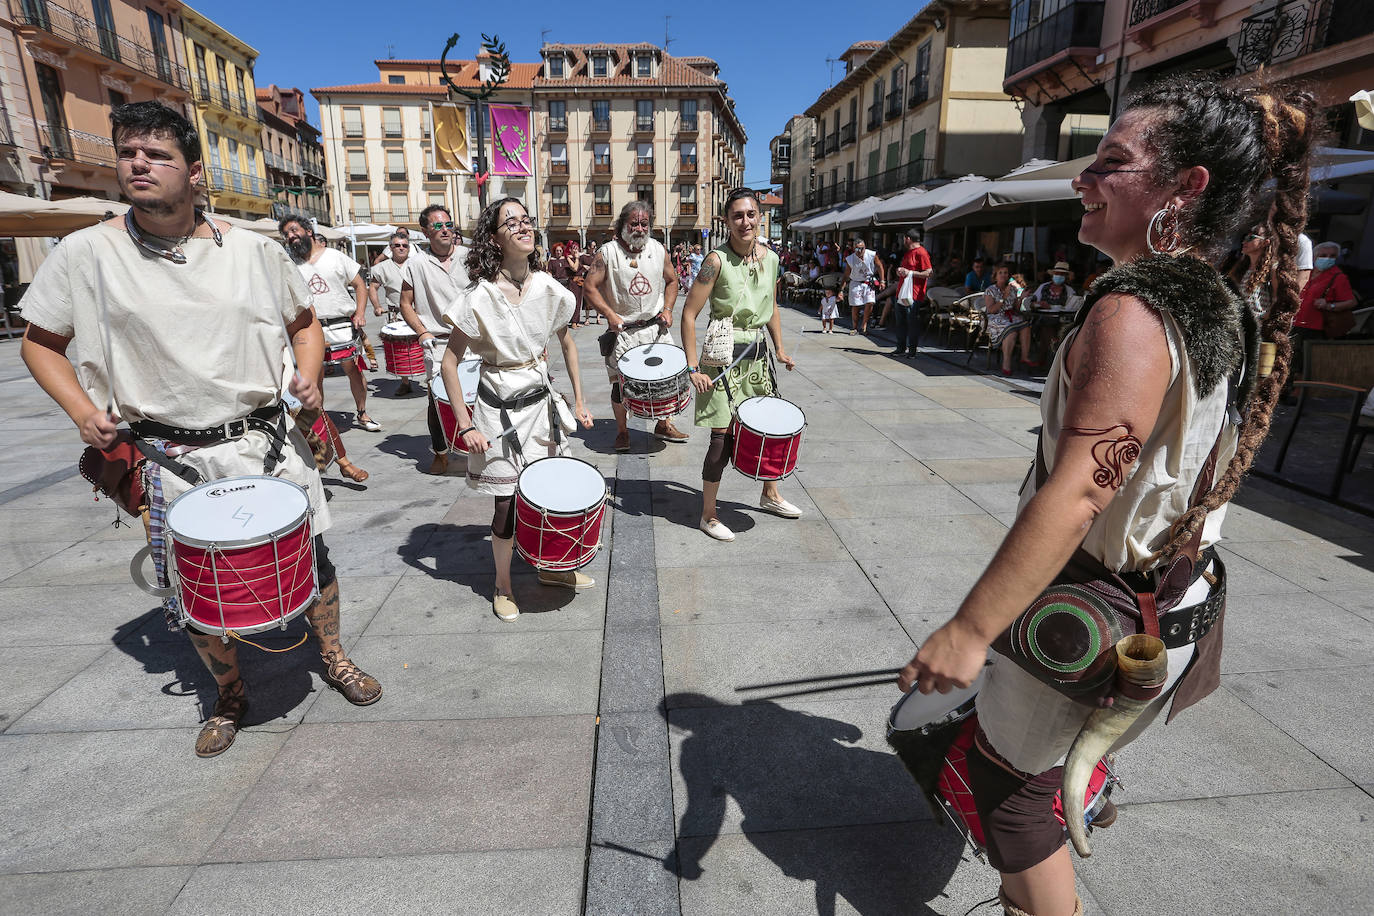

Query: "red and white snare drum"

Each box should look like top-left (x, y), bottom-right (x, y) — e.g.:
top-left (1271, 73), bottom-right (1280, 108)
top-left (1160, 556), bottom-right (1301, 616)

top-left (731, 396), bottom-right (805, 480)
top-left (432, 359), bottom-right (481, 453)
top-left (618, 343), bottom-right (691, 418)
top-left (514, 457), bottom-right (607, 572)
top-left (322, 321), bottom-right (360, 366)
top-left (886, 676), bottom-right (1117, 858)
top-left (132, 476), bottom-right (317, 636)
top-left (380, 321), bottom-right (425, 377)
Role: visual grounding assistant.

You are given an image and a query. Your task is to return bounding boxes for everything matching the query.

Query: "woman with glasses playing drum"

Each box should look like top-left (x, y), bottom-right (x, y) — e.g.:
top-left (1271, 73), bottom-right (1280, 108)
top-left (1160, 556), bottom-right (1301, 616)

top-left (897, 77), bottom-right (1319, 916)
top-left (681, 188), bottom-right (798, 542)
top-left (436, 198), bottom-right (594, 621)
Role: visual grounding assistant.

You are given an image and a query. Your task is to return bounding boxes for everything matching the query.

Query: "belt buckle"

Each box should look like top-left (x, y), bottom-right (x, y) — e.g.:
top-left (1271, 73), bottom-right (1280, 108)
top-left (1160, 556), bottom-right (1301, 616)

top-left (225, 419), bottom-right (246, 439)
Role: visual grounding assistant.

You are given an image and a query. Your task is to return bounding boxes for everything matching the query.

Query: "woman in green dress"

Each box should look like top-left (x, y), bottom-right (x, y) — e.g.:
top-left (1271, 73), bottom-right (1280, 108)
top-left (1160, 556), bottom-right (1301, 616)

top-left (680, 188), bottom-right (799, 541)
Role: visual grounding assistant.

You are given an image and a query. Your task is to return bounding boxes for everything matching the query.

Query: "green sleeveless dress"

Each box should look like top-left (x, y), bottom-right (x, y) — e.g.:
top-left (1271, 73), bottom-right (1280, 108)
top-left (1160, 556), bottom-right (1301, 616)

top-left (694, 245), bottom-right (779, 429)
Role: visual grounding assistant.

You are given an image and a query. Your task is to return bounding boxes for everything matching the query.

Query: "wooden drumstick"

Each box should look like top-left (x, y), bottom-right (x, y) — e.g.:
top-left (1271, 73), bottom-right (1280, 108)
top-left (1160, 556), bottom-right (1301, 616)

top-left (95, 268), bottom-right (117, 418)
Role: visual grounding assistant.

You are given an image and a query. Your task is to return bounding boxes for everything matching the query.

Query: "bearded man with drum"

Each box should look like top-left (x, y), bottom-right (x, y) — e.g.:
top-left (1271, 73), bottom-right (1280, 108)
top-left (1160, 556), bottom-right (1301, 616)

top-left (20, 102), bottom-right (382, 758)
top-left (399, 204), bottom-right (471, 475)
top-left (583, 201), bottom-right (689, 452)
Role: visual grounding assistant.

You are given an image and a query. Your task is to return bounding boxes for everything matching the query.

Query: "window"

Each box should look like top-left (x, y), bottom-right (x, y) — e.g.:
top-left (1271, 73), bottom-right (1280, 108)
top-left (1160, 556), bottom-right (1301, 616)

top-left (593, 141), bottom-right (611, 173)
top-left (681, 98), bottom-right (698, 130)
top-left (636, 100), bottom-right (653, 132)
top-left (549, 100), bottom-right (566, 131)
top-left (34, 63), bottom-right (69, 157)
top-left (428, 191), bottom-right (446, 208)
top-left (592, 54), bottom-right (608, 78)
top-left (636, 54), bottom-right (652, 77)
top-left (206, 131), bottom-right (221, 170)
top-left (347, 150), bottom-right (367, 181)
top-left (343, 107), bottom-right (363, 138)
top-left (382, 108), bottom-right (402, 138)
top-left (911, 41), bottom-right (932, 107)
top-left (422, 112), bottom-right (431, 138)
top-left (680, 141), bottom-right (696, 171)
top-left (388, 75), bottom-right (405, 84)
top-left (194, 44), bottom-right (208, 92)
top-left (551, 184), bottom-right (569, 216)
top-left (390, 192), bottom-right (409, 221)
top-left (680, 183), bottom-right (696, 216)
top-left (550, 142), bottom-right (568, 174)
top-left (108, 89), bottom-right (126, 108)
top-left (549, 56), bottom-right (565, 78)
top-left (386, 150), bottom-right (405, 180)
top-left (592, 100), bottom-right (610, 131)
top-left (145, 9), bottom-right (171, 81)
top-left (235, 66), bottom-right (249, 111)
top-left (351, 193), bottom-right (371, 220)
top-left (637, 142), bottom-right (654, 172)
top-left (92, 0), bottom-right (118, 60)
top-left (888, 64), bottom-right (905, 116)
top-left (886, 142), bottom-right (900, 172)
top-left (216, 59), bottom-right (230, 106)
top-left (636, 183), bottom-right (653, 208)
top-left (594, 183), bottom-right (611, 216)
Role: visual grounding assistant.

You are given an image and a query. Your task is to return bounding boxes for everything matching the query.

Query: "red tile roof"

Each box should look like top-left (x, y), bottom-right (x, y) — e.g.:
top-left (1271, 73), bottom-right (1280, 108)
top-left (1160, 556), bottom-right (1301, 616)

top-left (316, 61), bottom-right (542, 94)
top-left (534, 45), bottom-right (724, 89)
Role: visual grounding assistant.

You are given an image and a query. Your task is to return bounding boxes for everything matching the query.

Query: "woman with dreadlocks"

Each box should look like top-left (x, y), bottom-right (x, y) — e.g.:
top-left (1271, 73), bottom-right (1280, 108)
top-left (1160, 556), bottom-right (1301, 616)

top-left (896, 74), bottom-right (1319, 916)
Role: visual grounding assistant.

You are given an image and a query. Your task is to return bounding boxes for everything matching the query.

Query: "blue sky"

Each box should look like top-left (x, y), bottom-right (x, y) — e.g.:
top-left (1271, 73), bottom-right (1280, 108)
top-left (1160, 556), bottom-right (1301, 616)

top-left (209, 0), bottom-right (927, 187)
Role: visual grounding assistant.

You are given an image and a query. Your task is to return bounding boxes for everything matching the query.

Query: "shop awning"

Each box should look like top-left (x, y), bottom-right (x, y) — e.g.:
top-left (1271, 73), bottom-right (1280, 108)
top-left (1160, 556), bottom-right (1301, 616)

top-left (789, 205), bottom-right (851, 232)
top-left (923, 178), bottom-right (1080, 231)
top-left (833, 196), bottom-right (888, 231)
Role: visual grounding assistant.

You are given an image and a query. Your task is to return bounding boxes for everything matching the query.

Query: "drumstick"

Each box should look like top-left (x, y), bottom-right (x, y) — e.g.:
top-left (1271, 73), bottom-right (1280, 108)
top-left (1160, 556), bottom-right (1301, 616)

top-left (741, 677), bottom-right (897, 702)
top-left (97, 275), bottom-right (116, 418)
top-left (735, 667), bottom-right (903, 691)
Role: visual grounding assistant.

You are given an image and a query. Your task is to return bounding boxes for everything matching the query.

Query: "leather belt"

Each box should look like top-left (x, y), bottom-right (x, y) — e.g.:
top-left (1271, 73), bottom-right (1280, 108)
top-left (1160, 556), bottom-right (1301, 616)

top-left (476, 382), bottom-right (561, 458)
top-left (322, 316), bottom-right (354, 328)
top-left (1121, 550), bottom-right (1227, 649)
top-left (131, 404), bottom-right (286, 445)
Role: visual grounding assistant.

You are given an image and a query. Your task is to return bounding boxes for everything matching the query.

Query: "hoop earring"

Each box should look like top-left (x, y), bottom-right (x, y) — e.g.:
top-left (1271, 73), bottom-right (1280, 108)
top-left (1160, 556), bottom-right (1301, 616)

top-left (1146, 203), bottom-right (1182, 255)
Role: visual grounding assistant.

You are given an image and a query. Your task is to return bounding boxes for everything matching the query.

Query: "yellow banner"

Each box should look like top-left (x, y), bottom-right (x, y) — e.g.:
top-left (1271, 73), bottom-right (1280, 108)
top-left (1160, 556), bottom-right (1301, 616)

top-left (430, 103), bottom-right (470, 173)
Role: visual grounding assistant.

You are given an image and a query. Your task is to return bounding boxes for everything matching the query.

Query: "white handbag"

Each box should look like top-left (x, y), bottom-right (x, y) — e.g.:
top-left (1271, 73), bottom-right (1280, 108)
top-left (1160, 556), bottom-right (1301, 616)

top-left (700, 315), bottom-right (734, 367)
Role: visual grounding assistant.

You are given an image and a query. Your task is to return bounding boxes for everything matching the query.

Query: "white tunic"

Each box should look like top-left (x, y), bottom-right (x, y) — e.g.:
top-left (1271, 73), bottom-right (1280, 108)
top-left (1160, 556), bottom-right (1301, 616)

top-left (21, 219), bottom-right (330, 530)
top-left (297, 248), bottom-right (361, 321)
top-left (370, 258), bottom-right (407, 313)
top-left (406, 246), bottom-right (471, 334)
top-left (442, 273), bottom-right (577, 495)
top-left (599, 237), bottom-right (671, 374)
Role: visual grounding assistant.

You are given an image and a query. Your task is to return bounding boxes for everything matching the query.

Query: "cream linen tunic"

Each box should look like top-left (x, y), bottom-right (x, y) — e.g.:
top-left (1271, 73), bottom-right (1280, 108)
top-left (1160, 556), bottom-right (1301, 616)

top-left (442, 274), bottom-right (576, 495)
top-left (370, 258), bottom-right (407, 314)
top-left (406, 246), bottom-right (471, 334)
top-left (20, 220), bottom-right (330, 530)
top-left (976, 311), bottom-right (1238, 773)
top-left (599, 238), bottom-right (671, 377)
top-left (297, 247), bottom-right (361, 321)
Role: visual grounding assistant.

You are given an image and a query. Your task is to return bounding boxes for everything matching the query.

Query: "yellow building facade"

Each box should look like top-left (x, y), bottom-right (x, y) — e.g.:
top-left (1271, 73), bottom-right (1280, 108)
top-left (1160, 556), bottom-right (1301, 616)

top-left (181, 6), bottom-right (269, 218)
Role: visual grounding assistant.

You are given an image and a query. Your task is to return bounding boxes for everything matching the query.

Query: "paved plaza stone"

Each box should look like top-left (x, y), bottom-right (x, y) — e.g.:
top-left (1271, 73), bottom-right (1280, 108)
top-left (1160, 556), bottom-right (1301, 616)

top-left (1, 300), bottom-right (1372, 915)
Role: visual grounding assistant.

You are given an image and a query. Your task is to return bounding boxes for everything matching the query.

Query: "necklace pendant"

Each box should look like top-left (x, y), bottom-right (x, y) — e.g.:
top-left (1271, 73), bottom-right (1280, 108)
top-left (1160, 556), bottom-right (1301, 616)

top-left (628, 259), bottom-right (638, 268)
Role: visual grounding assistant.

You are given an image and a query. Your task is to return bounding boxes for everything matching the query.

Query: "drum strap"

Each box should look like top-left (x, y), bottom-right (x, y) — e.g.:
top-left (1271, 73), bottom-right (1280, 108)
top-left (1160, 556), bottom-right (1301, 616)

top-left (476, 382), bottom-right (560, 458)
top-left (130, 405), bottom-right (290, 476)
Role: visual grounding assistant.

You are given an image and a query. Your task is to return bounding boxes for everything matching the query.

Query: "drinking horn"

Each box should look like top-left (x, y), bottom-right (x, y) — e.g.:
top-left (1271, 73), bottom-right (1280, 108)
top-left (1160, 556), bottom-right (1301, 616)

top-left (1062, 633), bottom-right (1168, 857)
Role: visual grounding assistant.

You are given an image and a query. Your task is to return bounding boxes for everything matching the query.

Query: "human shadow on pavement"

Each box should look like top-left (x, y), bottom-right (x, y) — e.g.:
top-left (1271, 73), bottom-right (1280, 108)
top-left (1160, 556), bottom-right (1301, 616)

top-left (580, 417), bottom-right (669, 456)
top-left (373, 431), bottom-right (434, 467)
top-left (639, 478), bottom-right (758, 534)
top-left (662, 693), bottom-right (965, 915)
top-left (396, 522), bottom-right (576, 611)
top-left (113, 610), bottom-right (319, 726)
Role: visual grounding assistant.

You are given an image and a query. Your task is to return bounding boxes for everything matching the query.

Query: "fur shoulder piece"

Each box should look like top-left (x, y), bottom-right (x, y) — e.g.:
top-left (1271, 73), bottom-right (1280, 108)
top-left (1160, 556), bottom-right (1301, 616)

top-left (1083, 254), bottom-right (1244, 397)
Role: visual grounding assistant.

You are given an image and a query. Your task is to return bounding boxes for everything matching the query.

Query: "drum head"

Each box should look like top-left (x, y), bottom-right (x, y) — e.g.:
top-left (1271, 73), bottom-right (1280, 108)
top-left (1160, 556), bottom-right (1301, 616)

top-left (518, 457), bottom-right (606, 513)
top-left (888, 670), bottom-right (986, 732)
top-left (619, 343), bottom-right (687, 381)
top-left (431, 360), bottom-right (481, 406)
top-left (736, 396), bottom-right (805, 436)
top-left (381, 321), bottom-right (416, 338)
top-left (166, 476), bottom-right (309, 545)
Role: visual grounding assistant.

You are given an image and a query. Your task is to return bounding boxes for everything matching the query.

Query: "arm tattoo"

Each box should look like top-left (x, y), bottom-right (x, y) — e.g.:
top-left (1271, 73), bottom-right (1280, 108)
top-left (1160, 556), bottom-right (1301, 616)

top-left (1063, 424), bottom-right (1142, 490)
top-left (695, 254), bottom-right (720, 284)
top-left (585, 253), bottom-right (607, 283)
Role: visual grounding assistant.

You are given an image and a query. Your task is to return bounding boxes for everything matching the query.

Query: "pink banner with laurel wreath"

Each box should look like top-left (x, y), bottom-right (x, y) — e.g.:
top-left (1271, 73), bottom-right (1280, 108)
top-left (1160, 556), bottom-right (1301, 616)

top-left (488, 105), bottom-right (532, 176)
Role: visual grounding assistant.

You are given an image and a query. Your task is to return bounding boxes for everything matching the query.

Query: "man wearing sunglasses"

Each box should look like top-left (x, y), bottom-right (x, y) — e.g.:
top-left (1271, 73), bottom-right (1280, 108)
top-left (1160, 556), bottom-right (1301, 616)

top-left (399, 204), bottom-right (471, 474)
top-left (584, 200), bottom-right (688, 451)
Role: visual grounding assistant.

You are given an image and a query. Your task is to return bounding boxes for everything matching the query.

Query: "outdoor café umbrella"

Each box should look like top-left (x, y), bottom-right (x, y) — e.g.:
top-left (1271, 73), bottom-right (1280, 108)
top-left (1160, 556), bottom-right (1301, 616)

top-left (0, 192), bottom-right (128, 236)
top-left (873, 176), bottom-right (989, 224)
top-left (790, 204), bottom-right (852, 233)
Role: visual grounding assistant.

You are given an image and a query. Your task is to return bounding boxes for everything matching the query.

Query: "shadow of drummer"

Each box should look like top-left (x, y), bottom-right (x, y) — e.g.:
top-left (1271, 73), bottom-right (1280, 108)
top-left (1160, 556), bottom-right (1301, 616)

top-left (662, 692), bottom-right (966, 915)
top-left (645, 478), bottom-right (757, 534)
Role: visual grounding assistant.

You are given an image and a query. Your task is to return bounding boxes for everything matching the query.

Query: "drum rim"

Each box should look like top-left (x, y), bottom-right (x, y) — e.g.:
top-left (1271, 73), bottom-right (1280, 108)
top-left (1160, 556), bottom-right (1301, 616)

top-left (618, 342), bottom-right (689, 380)
top-left (733, 395), bottom-right (807, 436)
top-left (166, 476), bottom-right (313, 550)
top-left (178, 585), bottom-right (319, 635)
top-left (885, 670), bottom-right (987, 734)
top-left (515, 455), bottom-right (608, 517)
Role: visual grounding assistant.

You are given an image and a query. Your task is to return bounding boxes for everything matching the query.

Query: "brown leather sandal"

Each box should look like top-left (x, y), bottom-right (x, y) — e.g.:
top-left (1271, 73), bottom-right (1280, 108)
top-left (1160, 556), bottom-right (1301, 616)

top-left (336, 458), bottom-right (369, 482)
top-left (195, 679), bottom-right (248, 758)
top-left (321, 651), bottom-right (382, 705)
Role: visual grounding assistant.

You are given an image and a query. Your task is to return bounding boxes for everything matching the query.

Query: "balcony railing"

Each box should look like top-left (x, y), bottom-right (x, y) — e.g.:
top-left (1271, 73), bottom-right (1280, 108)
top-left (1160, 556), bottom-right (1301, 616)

top-left (1232, 0), bottom-right (1372, 73)
top-left (343, 124), bottom-right (363, 138)
top-left (680, 157), bottom-right (698, 175)
top-left (591, 117), bottom-right (611, 133)
top-left (840, 122), bottom-right (856, 146)
top-left (551, 202), bottom-right (571, 217)
top-left (866, 106), bottom-right (882, 132)
top-left (40, 123), bottom-right (115, 167)
top-left (680, 118), bottom-right (698, 134)
top-left (383, 123), bottom-right (402, 138)
top-left (909, 74), bottom-right (930, 108)
top-left (550, 160), bottom-right (569, 175)
top-left (593, 160), bottom-right (611, 174)
top-left (549, 117), bottom-right (568, 132)
top-left (386, 171), bottom-right (406, 182)
top-left (886, 91), bottom-right (904, 120)
top-left (12, 0), bottom-right (190, 91)
top-left (272, 200), bottom-right (330, 224)
top-left (802, 159), bottom-right (935, 211)
top-left (593, 202), bottom-right (611, 216)
top-left (205, 166), bottom-right (270, 199)
top-left (680, 201), bottom-right (697, 216)
top-left (636, 159), bottom-right (655, 175)
top-left (1128, 0), bottom-right (1189, 27)
top-left (635, 117), bottom-right (654, 132)
top-left (1006, 1), bottom-right (1106, 77)
top-left (191, 79), bottom-right (261, 121)
top-left (824, 134), bottom-right (838, 155)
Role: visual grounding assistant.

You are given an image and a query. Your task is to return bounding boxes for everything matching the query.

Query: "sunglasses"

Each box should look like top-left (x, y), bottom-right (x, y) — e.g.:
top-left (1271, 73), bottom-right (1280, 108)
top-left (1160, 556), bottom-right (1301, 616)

top-left (429, 220), bottom-right (456, 231)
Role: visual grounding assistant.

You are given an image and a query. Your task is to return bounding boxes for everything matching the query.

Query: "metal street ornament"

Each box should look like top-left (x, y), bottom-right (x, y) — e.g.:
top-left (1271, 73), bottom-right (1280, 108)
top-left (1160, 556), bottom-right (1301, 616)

top-left (438, 32), bottom-right (511, 207)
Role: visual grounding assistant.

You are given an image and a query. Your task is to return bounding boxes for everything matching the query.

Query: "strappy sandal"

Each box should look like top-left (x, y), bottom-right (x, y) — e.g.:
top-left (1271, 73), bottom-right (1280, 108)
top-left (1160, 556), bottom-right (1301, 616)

top-left (321, 651), bottom-right (382, 706)
top-left (336, 458), bottom-right (369, 482)
top-left (195, 679), bottom-right (248, 758)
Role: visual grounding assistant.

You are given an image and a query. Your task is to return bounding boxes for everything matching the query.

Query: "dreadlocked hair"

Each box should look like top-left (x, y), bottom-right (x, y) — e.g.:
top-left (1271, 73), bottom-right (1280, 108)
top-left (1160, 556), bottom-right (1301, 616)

top-left (1127, 74), bottom-right (1322, 563)
top-left (464, 196), bottom-right (541, 286)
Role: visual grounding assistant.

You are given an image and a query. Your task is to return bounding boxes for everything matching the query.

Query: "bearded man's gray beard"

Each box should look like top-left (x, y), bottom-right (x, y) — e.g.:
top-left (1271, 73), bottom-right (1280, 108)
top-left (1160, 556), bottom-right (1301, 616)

top-left (621, 226), bottom-right (648, 250)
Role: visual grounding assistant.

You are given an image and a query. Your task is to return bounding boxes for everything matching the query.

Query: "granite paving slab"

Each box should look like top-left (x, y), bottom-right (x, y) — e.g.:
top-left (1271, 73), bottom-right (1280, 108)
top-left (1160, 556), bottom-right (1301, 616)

top-left (921, 456), bottom-right (1032, 484)
top-left (0, 644), bottom-right (108, 732)
top-left (888, 423), bottom-right (1033, 459)
top-left (365, 571), bottom-right (606, 635)
top-left (1219, 591), bottom-right (1374, 674)
top-left (0, 583), bottom-right (159, 647)
top-left (658, 561), bottom-right (887, 626)
top-left (1221, 536), bottom-right (1374, 593)
top-left (586, 840), bottom-right (680, 916)
top-left (806, 483), bottom-right (985, 519)
top-left (651, 517), bottom-right (846, 569)
top-left (830, 515), bottom-right (1010, 560)
top-left (0, 865), bottom-right (193, 916)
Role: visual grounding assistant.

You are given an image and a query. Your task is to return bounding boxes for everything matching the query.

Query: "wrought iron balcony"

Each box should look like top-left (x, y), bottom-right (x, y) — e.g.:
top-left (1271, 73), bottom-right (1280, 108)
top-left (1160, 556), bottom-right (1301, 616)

top-left (1233, 0), bottom-right (1372, 73)
top-left (205, 166), bottom-right (270, 199)
top-left (594, 202), bottom-right (612, 216)
top-left (636, 159), bottom-right (655, 175)
top-left (592, 160), bottom-right (611, 174)
top-left (679, 118), bottom-right (698, 134)
top-left (1007, 0), bottom-right (1106, 77)
top-left (40, 123), bottom-right (115, 167)
top-left (1128, 0), bottom-right (1189, 27)
top-left (548, 117), bottom-right (568, 132)
top-left (680, 201), bottom-right (697, 216)
top-left (12, 0), bottom-right (189, 91)
top-left (550, 202), bottom-right (571, 217)
top-left (886, 91), bottom-right (904, 120)
top-left (550, 160), bottom-right (569, 175)
top-left (909, 74), bottom-right (930, 108)
top-left (824, 133), bottom-right (839, 155)
top-left (866, 106), bottom-right (882, 132)
top-left (590, 117), bottom-right (611, 133)
top-left (635, 117), bottom-right (654, 133)
top-left (192, 79), bottom-right (261, 121)
top-left (840, 122), bottom-right (856, 146)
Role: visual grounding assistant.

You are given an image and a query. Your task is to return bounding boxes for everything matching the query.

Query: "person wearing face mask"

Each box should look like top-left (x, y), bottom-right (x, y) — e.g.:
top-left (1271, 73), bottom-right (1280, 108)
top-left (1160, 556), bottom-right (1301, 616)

top-left (1294, 241), bottom-right (1357, 360)
top-left (583, 201), bottom-right (688, 451)
top-left (1029, 261), bottom-right (1079, 362)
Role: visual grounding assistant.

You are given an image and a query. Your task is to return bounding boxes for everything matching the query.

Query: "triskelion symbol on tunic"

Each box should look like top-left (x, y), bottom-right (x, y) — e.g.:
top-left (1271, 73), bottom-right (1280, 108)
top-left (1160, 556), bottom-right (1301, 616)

top-left (308, 273), bottom-right (330, 295)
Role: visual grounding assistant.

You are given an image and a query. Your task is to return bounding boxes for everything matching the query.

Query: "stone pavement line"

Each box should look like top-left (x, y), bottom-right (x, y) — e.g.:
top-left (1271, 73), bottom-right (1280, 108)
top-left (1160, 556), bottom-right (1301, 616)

top-left (583, 420), bottom-right (682, 916)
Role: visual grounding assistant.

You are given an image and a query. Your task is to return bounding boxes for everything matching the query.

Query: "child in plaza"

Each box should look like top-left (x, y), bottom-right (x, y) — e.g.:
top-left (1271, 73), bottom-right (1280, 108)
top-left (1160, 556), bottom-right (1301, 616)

top-left (820, 288), bottom-right (839, 333)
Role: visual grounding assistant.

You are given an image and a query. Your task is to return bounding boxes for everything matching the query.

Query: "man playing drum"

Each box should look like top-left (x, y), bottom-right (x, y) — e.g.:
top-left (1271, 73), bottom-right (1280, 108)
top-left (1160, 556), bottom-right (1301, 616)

top-left (681, 188), bottom-right (800, 542)
top-left (369, 232), bottom-right (413, 392)
top-left (280, 216), bottom-right (381, 435)
top-left (583, 201), bottom-right (689, 452)
top-left (399, 204), bottom-right (471, 475)
top-left (20, 102), bottom-right (382, 758)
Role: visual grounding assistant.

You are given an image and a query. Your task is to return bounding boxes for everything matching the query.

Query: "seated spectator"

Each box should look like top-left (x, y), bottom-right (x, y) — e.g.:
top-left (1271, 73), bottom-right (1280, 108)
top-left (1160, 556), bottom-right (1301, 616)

top-left (1293, 240), bottom-right (1359, 373)
top-left (983, 262), bottom-right (1031, 376)
top-left (964, 257), bottom-right (991, 294)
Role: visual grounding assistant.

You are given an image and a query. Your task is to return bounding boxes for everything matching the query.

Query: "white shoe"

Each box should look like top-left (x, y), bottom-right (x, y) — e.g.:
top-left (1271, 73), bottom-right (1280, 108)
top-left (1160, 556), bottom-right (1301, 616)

top-left (699, 518), bottom-right (735, 541)
top-left (759, 495), bottom-right (802, 518)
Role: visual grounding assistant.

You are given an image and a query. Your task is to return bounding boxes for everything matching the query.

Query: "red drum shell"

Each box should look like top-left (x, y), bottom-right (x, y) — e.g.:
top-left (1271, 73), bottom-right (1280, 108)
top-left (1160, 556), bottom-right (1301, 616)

top-left (382, 336), bottom-right (426, 377)
top-left (434, 393), bottom-right (469, 454)
top-left (730, 398), bottom-right (805, 481)
top-left (324, 341), bottom-right (359, 366)
top-left (623, 388), bottom-right (692, 419)
top-left (513, 458), bottom-right (607, 571)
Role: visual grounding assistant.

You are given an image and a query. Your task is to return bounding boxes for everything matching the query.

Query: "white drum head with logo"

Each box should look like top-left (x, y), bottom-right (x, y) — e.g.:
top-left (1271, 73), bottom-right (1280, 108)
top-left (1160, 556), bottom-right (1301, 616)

top-left (736, 397), bottom-right (805, 436)
top-left (888, 669), bottom-right (986, 732)
top-left (518, 457), bottom-right (606, 513)
top-left (380, 321), bottom-right (417, 340)
top-left (431, 360), bottom-right (480, 406)
top-left (619, 343), bottom-right (688, 382)
top-left (322, 323), bottom-right (356, 347)
top-left (166, 476), bottom-right (309, 547)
